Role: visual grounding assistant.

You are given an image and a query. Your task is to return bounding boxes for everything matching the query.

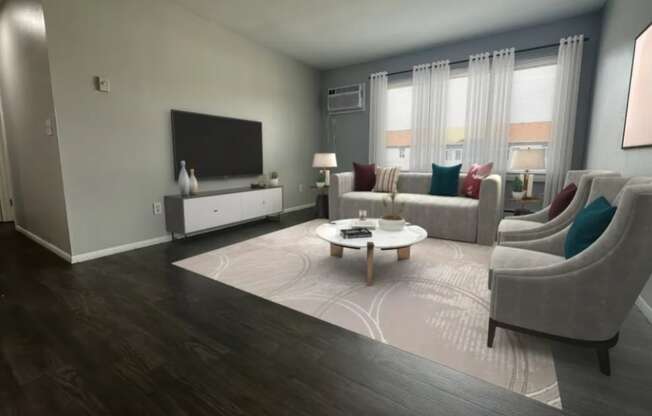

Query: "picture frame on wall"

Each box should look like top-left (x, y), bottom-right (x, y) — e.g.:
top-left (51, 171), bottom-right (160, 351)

top-left (622, 21), bottom-right (652, 149)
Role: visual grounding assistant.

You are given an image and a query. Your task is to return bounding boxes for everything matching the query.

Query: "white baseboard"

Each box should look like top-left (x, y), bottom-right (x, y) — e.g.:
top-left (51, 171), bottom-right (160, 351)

top-left (283, 202), bottom-right (315, 213)
top-left (15, 224), bottom-right (72, 263)
top-left (71, 234), bottom-right (172, 263)
top-left (636, 296), bottom-right (652, 326)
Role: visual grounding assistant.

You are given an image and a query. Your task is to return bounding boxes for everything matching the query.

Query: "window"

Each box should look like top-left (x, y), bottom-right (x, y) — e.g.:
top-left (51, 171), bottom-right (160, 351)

top-left (385, 83), bottom-right (412, 170)
top-left (445, 75), bottom-right (468, 164)
top-left (508, 63), bottom-right (557, 172)
top-left (382, 59), bottom-right (557, 172)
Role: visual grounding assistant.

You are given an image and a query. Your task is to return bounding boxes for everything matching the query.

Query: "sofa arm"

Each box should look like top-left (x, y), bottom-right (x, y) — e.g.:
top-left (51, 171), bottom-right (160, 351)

top-left (329, 172), bottom-right (354, 220)
top-left (501, 227), bottom-right (568, 257)
top-left (511, 206), bottom-right (550, 223)
top-left (477, 174), bottom-right (502, 245)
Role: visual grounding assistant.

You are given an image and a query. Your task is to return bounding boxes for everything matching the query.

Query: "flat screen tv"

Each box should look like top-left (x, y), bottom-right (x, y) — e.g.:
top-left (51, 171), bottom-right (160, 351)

top-left (171, 110), bottom-right (263, 178)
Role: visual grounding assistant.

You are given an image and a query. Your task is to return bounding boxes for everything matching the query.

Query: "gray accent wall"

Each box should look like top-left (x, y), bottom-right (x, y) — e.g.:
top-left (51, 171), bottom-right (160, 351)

top-left (319, 12), bottom-right (603, 174)
top-left (41, 0), bottom-right (321, 256)
top-left (0, 0), bottom-right (71, 253)
top-left (584, 0), bottom-right (652, 307)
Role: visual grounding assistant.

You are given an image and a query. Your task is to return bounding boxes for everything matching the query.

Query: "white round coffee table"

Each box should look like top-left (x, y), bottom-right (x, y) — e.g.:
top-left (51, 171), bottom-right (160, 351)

top-left (315, 219), bottom-right (427, 286)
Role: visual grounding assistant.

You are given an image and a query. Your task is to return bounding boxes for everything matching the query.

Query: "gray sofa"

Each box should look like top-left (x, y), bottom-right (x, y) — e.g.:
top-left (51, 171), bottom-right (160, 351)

top-left (329, 171), bottom-right (502, 245)
top-left (488, 176), bottom-right (652, 375)
top-left (498, 170), bottom-right (619, 243)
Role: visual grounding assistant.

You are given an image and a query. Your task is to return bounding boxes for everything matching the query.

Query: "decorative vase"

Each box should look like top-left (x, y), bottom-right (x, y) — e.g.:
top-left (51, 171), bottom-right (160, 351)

top-left (379, 217), bottom-right (406, 232)
top-left (189, 169), bottom-right (199, 195)
top-left (269, 178), bottom-right (279, 187)
top-left (512, 191), bottom-right (526, 200)
top-left (178, 160), bottom-right (190, 196)
top-left (316, 182), bottom-right (326, 188)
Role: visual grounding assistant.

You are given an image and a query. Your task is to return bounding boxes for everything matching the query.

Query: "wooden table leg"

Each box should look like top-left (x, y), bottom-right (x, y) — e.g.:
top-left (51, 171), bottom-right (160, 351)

top-left (397, 246), bottom-right (410, 260)
top-left (330, 243), bottom-right (343, 257)
top-left (366, 241), bottom-right (374, 286)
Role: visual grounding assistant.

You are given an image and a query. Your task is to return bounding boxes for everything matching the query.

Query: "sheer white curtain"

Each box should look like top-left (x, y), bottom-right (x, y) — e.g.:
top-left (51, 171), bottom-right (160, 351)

top-left (369, 71), bottom-right (388, 166)
top-left (462, 53), bottom-right (491, 170)
top-left (544, 35), bottom-right (584, 205)
top-left (462, 50), bottom-right (514, 173)
top-left (486, 48), bottom-right (515, 176)
top-left (410, 60), bottom-right (450, 170)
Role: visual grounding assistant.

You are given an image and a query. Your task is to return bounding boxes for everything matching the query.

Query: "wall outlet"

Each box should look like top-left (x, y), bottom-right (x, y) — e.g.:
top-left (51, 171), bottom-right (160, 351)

top-left (298, 184), bottom-right (304, 193)
top-left (153, 201), bottom-right (162, 215)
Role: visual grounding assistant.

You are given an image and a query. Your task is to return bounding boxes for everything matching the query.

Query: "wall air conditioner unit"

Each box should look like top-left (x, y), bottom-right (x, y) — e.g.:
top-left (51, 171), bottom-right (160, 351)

top-left (327, 83), bottom-right (365, 114)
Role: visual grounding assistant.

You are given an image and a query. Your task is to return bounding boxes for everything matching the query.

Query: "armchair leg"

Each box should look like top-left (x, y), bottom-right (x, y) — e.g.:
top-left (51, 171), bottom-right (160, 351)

top-left (487, 318), bottom-right (497, 348)
top-left (597, 346), bottom-right (611, 376)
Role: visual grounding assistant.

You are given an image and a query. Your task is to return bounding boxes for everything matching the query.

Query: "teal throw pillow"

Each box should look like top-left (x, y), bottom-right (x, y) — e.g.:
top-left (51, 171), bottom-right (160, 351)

top-left (430, 163), bottom-right (462, 196)
top-left (564, 196), bottom-right (616, 259)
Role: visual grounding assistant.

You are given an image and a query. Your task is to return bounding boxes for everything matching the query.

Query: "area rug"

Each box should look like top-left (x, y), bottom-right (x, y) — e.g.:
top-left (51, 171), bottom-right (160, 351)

top-left (174, 219), bottom-right (562, 408)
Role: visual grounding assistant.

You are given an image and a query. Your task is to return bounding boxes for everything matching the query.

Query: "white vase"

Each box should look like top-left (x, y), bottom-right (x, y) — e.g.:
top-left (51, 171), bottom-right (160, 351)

top-left (269, 178), bottom-right (279, 187)
top-left (512, 191), bottom-right (526, 200)
top-left (189, 169), bottom-right (199, 195)
top-left (178, 160), bottom-right (190, 196)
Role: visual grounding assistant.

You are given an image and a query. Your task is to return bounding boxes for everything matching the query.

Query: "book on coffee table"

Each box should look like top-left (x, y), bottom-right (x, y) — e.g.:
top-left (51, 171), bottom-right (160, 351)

top-left (340, 228), bottom-right (372, 239)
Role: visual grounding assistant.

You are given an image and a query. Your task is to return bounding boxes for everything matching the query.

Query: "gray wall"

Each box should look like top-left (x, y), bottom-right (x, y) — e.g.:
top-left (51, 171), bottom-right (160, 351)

top-left (41, 0), bottom-right (321, 256)
top-left (0, 0), bottom-right (71, 252)
top-left (584, 0), bottom-right (652, 307)
top-left (319, 12), bottom-right (603, 174)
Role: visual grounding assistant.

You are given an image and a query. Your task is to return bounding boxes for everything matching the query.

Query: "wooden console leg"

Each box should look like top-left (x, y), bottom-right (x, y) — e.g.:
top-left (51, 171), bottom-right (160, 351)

top-left (366, 242), bottom-right (374, 286)
top-left (397, 246), bottom-right (410, 260)
top-left (330, 243), bottom-right (343, 258)
top-left (487, 318), bottom-right (497, 348)
top-left (597, 346), bottom-right (611, 376)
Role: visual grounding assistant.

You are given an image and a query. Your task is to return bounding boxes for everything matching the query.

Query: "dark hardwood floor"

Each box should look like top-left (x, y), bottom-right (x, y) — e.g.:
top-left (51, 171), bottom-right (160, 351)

top-left (1, 209), bottom-right (650, 415)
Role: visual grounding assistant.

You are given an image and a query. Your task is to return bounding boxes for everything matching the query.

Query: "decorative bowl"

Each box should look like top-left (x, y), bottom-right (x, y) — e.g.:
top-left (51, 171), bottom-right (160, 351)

top-left (379, 217), bottom-right (406, 232)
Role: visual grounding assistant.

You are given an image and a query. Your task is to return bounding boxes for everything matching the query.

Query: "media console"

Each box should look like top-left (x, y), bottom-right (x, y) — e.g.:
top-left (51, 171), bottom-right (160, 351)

top-left (164, 186), bottom-right (283, 238)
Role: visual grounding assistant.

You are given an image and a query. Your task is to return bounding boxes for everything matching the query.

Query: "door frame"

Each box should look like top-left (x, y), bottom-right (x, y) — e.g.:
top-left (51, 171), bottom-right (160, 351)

top-left (0, 91), bottom-right (15, 222)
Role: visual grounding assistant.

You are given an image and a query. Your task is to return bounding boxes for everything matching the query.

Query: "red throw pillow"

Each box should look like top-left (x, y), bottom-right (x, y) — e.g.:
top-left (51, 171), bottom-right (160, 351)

top-left (549, 183), bottom-right (577, 220)
top-left (462, 162), bottom-right (493, 199)
top-left (353, 163), bottom-right (376, 191)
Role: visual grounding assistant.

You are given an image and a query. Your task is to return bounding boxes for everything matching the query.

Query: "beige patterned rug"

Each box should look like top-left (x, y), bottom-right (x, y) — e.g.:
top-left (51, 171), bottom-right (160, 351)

top-left (174, 219), bottom-right (562, 409)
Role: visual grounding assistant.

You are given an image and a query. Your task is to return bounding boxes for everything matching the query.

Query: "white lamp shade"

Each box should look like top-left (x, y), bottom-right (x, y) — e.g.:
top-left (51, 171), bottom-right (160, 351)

top-left (312, 153), bottom-right (337, 168)
top-left (510, 148), bottom-right (546, 171)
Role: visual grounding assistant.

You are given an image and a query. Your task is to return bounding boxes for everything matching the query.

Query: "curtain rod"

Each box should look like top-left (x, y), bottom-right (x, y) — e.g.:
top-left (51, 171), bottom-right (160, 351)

top-left (371, 37), bottom-right (590, 78)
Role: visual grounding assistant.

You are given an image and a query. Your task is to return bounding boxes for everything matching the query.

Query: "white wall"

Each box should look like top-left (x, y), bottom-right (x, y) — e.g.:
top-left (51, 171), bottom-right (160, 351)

top-left (584, 0), bottom-right (652, 306)
top-left (0, 0), bottom-right (71, 252)
top-left (41, 0), bottom-right (321, 256)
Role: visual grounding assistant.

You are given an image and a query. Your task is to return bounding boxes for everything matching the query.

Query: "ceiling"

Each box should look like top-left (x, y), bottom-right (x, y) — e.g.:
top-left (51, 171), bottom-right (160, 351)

top-left (173, 0), bottom-right (605, 70)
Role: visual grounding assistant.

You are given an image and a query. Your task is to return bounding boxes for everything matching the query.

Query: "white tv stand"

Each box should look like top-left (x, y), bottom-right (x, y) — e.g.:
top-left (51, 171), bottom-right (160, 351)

top-left (164, 186), bottom-right (283, 238)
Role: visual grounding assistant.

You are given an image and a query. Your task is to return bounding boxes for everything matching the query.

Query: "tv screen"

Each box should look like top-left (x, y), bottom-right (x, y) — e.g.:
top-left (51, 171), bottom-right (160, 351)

top-left (171, 110), bottom-right (263, 178)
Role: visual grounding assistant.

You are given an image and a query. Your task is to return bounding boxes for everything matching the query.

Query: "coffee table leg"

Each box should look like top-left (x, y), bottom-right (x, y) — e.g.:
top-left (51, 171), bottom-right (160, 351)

top-left (366, 241), bottom-right (374, 286)
top-left (330, 243), bottom-right (343, 257)
top-left (397, 246), bottom-right (410, 260)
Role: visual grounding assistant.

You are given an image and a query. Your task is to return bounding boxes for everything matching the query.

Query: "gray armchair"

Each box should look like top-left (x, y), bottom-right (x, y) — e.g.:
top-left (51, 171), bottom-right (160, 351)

top-left (488, 176), bottom-right (652, 375)
top-left (498, 170), bottom-right (619, 243)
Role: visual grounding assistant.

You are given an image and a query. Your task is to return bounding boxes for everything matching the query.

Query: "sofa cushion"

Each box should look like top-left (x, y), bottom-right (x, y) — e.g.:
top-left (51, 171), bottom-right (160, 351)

top-left (548, 183), bottom-right (577, 220)
top-left (373, 167), bottom-right (400, 193)
top-left (491, 246), bottom-right (566, 271)
top-left (461, 162), bottom-right (493, 199)
top-left (430, 163), bottom-right (462, 196)
top-left (353, 163), bottom-right (376, 191)
top-left (565, 196), bottom-right (616, 259)
top-left (489, 245), bottom-right (566, 289)
top-left (498, 218), bottom-right (541, 235)
top-left (338, 192), bottom-right (479, 243)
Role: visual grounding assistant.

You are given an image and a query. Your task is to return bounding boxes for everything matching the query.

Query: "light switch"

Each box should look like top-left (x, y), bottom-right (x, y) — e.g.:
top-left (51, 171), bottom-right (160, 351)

top-left (45, 118), bottom-right (53, 136)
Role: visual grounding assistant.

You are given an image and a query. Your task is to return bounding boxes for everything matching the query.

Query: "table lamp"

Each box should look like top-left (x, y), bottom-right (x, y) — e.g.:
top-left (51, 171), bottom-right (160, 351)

top-left (312, 153), bottom-right (338, 186)
top-left (510, 148), bottom-right (546, 197)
